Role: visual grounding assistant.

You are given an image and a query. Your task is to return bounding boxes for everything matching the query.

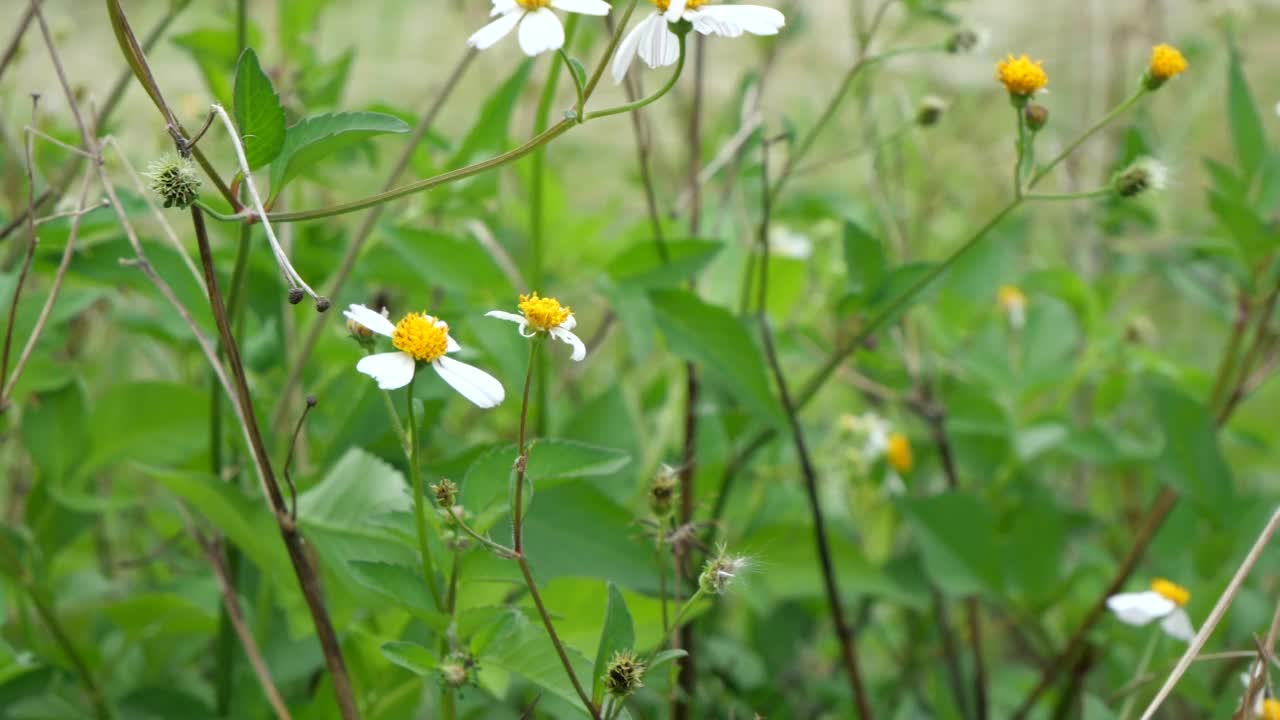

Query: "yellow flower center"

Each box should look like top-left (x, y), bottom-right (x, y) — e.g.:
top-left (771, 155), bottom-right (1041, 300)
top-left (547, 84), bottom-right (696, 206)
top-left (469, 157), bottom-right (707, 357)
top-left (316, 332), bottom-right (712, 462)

top-left (996, 54), bottom-right (1048, 96)
top-left (516, 0), bottom-right (551, 9)
top-left (997, 285), bottom-right (1026, 311)
top-left (392, 312), bottom-right (450, 363)
top-left (887, 433), bottom-right (913, 473)
top-left (1148, 44), bottom-right (1188, 81)
top-left (1263, 698), bottom-right (1280, 720)
top-left (1150, 578), bottom-right (1190, 607)
top-left (518, 292), bottom-right (572, 332)
top-left (652, 0), bottom-right (709, 10)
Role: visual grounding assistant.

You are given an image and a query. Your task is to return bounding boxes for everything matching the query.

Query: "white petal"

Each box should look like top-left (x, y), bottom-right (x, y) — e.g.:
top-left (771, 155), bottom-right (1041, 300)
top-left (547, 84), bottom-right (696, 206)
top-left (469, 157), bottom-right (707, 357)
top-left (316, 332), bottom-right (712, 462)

top-left (1106, 591), bottom-right (1175, 627)
top-left (518, 8), bottom-right (565, 56)
top-left (356, 352), bottom-right (415, 390)
top-left (551, 0), bottom-right (611, 15)
top-left (664, 0), bottom-right (688, 21)
top-left (486, 310), bottom-right (527, 325)
top-left (446, 335), bottom-right (461, 353)
top-left (343, 304), bottom-right (395, 337)
top-left (549, 327), bottom-right (587, 362)
top-left (637, 13), bottom-right (680, 69)
top-left (1160, 608), bottom-right (1195, 642)
top-left (560, 314), bottom-right (577, 331)
top-left (490, 0), bottom-right (519, 16)
top-left (468, 10), bottom-right (523, 50)
top-left (432, 356), bottom-right (505, 408)
top-left (611, 14), bottom-right (650, 83)
top-left (690, 5), bottom-right (786, 37)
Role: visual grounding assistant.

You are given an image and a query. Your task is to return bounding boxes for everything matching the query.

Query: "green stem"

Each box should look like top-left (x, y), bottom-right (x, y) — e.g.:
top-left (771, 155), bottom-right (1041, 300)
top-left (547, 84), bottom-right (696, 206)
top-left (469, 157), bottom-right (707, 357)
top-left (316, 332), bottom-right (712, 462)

top-left (1025, 189), bottom-right (1113, 201)
top-left (1027, 88), bottom-right (1147, 189)
top-left (583, 33), bottom-right (688, 122)
top-left (406, 372), bottom-right (445, 612)
top-left (1014, 103), bottom-right (1027, 198)
top-left (1118, 632), bottom-right (1160, 720)
top-left (513, 342), bottom-right (539, 554)
top-left (646, 588), bottom-right (706, 665)
top-left (580, 0), bottom-right (639, 104)
top-left (28, 586), bottom-right (111, 719)
top-left (559, 49), bottom-right (586, 120)
top-left (446, 504), bottom-right (514, 557)
top-left (517, 556), bottom-right (602, 719)
top-left (191, 200), bottom-right (246, 222)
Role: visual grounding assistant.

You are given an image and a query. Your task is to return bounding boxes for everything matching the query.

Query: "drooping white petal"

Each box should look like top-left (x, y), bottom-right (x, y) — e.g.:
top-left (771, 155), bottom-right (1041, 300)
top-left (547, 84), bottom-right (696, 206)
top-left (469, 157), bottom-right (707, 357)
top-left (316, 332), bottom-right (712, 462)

top-left (468, 10), bottom-right (523, 50)
top-left (432, 356), bottom-right (506, 408)
top-left (560, 314), bottom-right (577, 331)
top-left (486, 310), bottom-right (527, 325)
top-left (549, 327), bottom-right (587, 362)
top-left (1160, 608), bottom-right (1195, 642)
top-left (664, 0), bottom-right (688, 21)
top-left (551, 0), bottom-right (611, 15)
top-left (343, 304), bottom-right (395, 337)
top-left (446, 335), bottom-right (461, 353)
top-left (356, 351), bottom-right (416, 390)
top-left (518, 8), bottom-right (566, 56)
top-left (690, 5), bottom-right (786, 38)
top-left (611, 13), bottom-right (651, 83)
top-left (637, 12), bottom-right (680, 69)
top-left (490, 0), bottom-right (519, 16)
top-left (1106, 591), bottom-right (1175, 627)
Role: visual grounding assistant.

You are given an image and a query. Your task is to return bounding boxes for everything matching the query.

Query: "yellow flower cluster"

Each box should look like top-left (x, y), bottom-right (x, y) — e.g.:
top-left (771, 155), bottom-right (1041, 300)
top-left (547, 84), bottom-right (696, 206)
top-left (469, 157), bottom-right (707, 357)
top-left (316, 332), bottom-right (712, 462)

top-left (519, 292), bottom-right (573, 331)
top-left (996, 54), bottom-right (1048, 97)
top-left (392, 313), bottom-right (450, 363)
top-left (1150, 578), bottom-right (1190, 607)
top-left (887, 433), bottom-right (913, 473)
top-left (1148, 44), bottom-right (1188, 82)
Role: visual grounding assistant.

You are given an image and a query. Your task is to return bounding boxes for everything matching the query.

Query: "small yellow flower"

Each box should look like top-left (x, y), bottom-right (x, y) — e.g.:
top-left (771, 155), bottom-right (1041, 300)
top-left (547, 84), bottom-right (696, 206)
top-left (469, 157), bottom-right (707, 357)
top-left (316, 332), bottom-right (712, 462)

top-left (887, 433), bottom-right (913, 473)
top-left (1150, 578), bottom-right (1190, 607)
top-left (1262, 698), bottom-right (1280, 720)
top-left (1147, 44), bottom-right (1188, 84)
top-left (996, 54), bottom-right (1048, 97)
top-left (392, 312), bottom-right (451, 363)
top-left (487, 292), bottom-right (588, 361)
top-left (998, 285), bottom-right (1027, 328)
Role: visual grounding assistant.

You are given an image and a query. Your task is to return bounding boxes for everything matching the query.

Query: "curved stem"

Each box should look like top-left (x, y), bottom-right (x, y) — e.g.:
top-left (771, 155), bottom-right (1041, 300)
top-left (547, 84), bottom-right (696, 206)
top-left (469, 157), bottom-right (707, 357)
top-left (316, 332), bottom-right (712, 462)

top-left (1027, 88), bottom-right (1146, 189)
top-left (559, 49), bottom-right (586, 119)
top-left (1013, 103), bottom-right (1027, 198)
top-left (1025, 189), bottom-right (1112, 201)
top-left (406, 372), bottom-right (445, 612)
top-left (445, 504), bottom-right (514, 558)
top-left (516, 556), bottom-right (602, 719)
top-left (579, 0), bottom-right (639, 104)
top-left (513, 341), bottom-right (539, 554)
top-left (584, 33), bottom-right (687, 122)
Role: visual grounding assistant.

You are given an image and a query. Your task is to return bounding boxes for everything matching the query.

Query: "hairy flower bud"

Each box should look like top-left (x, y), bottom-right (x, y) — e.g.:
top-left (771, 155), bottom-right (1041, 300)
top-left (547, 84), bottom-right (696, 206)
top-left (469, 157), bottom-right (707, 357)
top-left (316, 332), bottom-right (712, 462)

top-left (143, 155), bottom-right (202, 209)
top-left (946, 28), bottom-right (981, 54)
top-left (648, 465), bottom-right (679, 518)
top-left (917, 96), bottom-right (947, 127)
top-left (603, 650), bottom-right (645, 698)
top-left (440, 652), bottom-right (473, 689)
top-left (699, 548), bottom-right (749, 595)
top-left (1024, 104), bottom-right (1049, 132)
top-left (432, 479), bottom-right (458, 508)
top-left (1112, 157), bottom-right (1168, 198)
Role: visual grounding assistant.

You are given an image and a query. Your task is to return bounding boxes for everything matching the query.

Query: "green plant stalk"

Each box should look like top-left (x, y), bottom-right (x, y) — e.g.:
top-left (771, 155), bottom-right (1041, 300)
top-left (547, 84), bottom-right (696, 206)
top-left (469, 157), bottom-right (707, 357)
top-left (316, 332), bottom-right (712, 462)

top-left (513, 341), bottom-right (540, 553)
top-left (1013, 103), bottom-right (1027, 198)
top-left (28, 585), bottom-right (112, 720)
top-left (406, 371), bottom-right (445, 612)
top-left (647, 588), bottom-right (706, 666)
top-left (1027, 87), bottom-right (1147, 189)
top-left (1025, 189), bottom-right (1113, 201)
top-left (1118, 632), bottom-right (1160, 720)
top-left (261, 39), bottom-right (688, 225)
top-left (580, 0), bottom-right (639, 104)
top-left (584, 33), bottom-right (687, 122)
top-left (516, 556), bottom-right (602, 719)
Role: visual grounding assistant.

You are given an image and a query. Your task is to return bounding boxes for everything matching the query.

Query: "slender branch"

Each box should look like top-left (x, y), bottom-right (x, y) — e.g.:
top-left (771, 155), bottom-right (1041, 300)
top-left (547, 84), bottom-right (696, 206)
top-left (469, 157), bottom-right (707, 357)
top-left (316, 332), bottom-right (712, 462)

top-left (583, 33), bottom-right (688, 122)
top-left (513, 342), bottom-right (540, 554)
top-left (0, 1), bottom-right (38, 83)
top-left (516, 557), bottom-right (602, 719)
top-left (1, 99), bottom-right (47, 401)
top-left (27, 585), bottom-right (111, 719)
top-left (579, 0), bottom-right (639, 105)
top-left (754, 139), bottom-right (873, 718)
top-left (1027, 88), bottom-right (1146, 190)
top-left (406, 371), bottom-right (445, 612)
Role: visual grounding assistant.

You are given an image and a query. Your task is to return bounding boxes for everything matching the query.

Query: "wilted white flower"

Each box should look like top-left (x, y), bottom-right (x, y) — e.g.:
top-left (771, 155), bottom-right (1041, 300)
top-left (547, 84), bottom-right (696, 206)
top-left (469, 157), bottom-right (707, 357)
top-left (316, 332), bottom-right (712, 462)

top-left (486, 292), bottom-right (586, 362)
top-left (344, 304), bottom-right (505, 408)
top-left (1112, 157), bottom-right (1169, 198)
top-left (468, 0), bottom-right (611, 56)
top-left (1106, 578), bottom-right (1195, 642)
top-left (612, 0), bottom-right (785, 83)
top-left (699, 547), bottom-right (750, 594)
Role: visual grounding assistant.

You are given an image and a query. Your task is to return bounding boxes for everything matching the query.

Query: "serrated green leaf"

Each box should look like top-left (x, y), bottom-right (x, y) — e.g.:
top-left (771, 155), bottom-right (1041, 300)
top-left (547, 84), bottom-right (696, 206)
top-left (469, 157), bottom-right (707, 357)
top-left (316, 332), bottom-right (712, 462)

top-left (348, 561), bottom-right (444, 621)
top-left (381, 641), bottom-right (438, 676)
top-left (84, 382), bottom-right (208, 474)
top-left (1228, 50), bottom-right (1267, 181)
top-left (606, 240), bottom-right (722, 289)
top-left (233, 48), bottom-right (286, 170)
top-left (899, 491), bottom-right (1003, 596)
top-left (591, 583), bottom-right (635, 704)
top-left (842, 219), bottom-right (886, 299)
top-left (478, 608), bottom-right (596, 717)
top-left (269, 111), bottom-right (410, 195)
top-left (461, 440), bottom-right (631, 518)
top-left (649, 289), bottom-right (783, 426)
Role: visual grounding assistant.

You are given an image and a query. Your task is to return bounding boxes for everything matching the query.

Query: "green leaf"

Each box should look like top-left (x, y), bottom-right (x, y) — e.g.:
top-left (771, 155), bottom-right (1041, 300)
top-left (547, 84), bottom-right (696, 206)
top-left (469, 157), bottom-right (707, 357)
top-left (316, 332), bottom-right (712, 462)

top-left (606, 240), bottom-right (723, 289)
top-left (84, 382), bottom-right (209, 474)
top-left (899, 491), bottom-right (1003, 596)
top-left (842, 219), bottom-right (886, 298)
top-left (477, 608), bottom-right (596, 716)
top-left (348, 561), bottom-right (443, 621)
top-left (364, 226), bottom-right (513, 298)
top-left (269, 111), bottom-right (410, 194)
top-left (1150, 381), bottom-right (1234, 518)
top-left (381, 641), bottom-right (438, 676)
top-left (649, 289), bottom-right (783, 426)
top-left (1227, 50), bottom-right (1267, 181)
top-left (462, 440), bottom-right (631, 519)
top-left (591, 584), bottom-right (635, 704)
top-left (648, 649), bottom-right (687, 671)
top-left (232, 48), bottom-right (286, 170)
top-left (1209, 190), bottom-right (1271, 261)
top-left (21, 382), bottom-right (85, 483)
top-left (448, 60), bottom-right (533, 167)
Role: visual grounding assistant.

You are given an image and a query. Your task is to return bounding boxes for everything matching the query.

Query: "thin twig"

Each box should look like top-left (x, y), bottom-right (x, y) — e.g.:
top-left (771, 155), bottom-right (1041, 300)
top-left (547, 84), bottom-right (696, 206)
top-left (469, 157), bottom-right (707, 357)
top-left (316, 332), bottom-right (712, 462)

top-left (0, 1), bottom-right (39, 83)
top-left (1, 96), bottom-right (45, 401)
top-left (283, 395), bottom-right (318, 523)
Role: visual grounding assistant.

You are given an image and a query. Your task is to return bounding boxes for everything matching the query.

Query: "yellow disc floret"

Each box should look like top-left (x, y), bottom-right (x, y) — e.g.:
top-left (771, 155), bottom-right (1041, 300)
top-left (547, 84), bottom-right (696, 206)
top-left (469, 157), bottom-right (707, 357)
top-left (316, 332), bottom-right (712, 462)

top-left (1150, 578), bottom-right (1190, 607)
top-left (887, 433), bottom-right (913, 473)
top-left (1148, 44), bottom-right (1188, 81)
top-left (653, 0), bottom-right (708, 10)
top-left (1262, 698), bottom-right (1280, 720)
top-left (392, 312), bottom-right (450, 363)
top-left (996, 54), bottom-right (1048, 97)
top-left (518, 292), bottom-right (572, 332)
top-left (516, 0), bottom-right (551, 9)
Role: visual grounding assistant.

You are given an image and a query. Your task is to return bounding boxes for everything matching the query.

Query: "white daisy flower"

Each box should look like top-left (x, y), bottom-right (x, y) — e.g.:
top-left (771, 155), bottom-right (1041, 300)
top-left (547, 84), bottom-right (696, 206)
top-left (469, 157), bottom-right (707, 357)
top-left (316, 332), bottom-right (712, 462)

top-left (486, 292), bottom-right (587, 362)
top-left (468, 0), bottom-right (611, 57)
top-left (611, 0), bottom-right (785, 83)
top-left (343, 304), bottom-right (505, 408)
top-left (1105, 578), bottom-right (1196, 642)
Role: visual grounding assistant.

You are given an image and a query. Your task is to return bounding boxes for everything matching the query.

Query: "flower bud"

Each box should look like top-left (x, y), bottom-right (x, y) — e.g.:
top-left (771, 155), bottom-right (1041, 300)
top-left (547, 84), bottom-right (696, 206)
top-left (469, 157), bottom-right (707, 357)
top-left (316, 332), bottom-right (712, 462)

top-left (1143, 44), bottom-right (1188, 91)
top-left (699, 548), bottom-right (748, 595)
top-left (648, 465), bottom-right (679, 518)
top-left (143, 155), bottom-right (202, 209)
top-left (916, 96), bottom-right (947, 127)
top-left (1024, 104), bottom-right (1049, 132)
top-left (945, 28), bottom-right (981, 54)
top-left (603, 650), bottom-right (646, 698)
top-left (440, 652), bottom-right (472, 688)
top-left (887, 433), bottom-right (913, 474)
top-left (1111, 157), bottom-right (1168, 198)
top-left (432, 479), bottom-right (458, 508)
top-left (347, 306), bottom-right (388, 348)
